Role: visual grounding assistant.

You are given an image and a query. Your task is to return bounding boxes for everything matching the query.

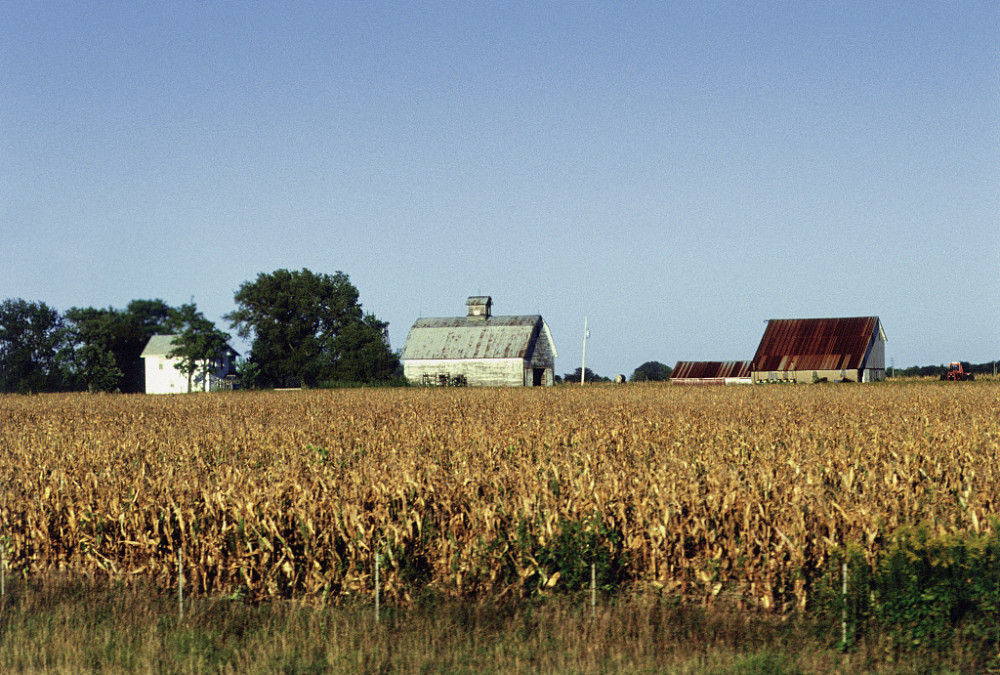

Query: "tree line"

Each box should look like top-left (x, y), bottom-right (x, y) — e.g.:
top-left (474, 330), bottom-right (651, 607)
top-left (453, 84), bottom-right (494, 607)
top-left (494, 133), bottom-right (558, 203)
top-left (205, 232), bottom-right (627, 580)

top-left (563, 359), bottom-right (1000, 384)
top-left (555, 361), bottom-right (673, 384)
top-left (0, 269), bottom-right (398, 394)
top-left (890, 362), bottom-right (998, 378)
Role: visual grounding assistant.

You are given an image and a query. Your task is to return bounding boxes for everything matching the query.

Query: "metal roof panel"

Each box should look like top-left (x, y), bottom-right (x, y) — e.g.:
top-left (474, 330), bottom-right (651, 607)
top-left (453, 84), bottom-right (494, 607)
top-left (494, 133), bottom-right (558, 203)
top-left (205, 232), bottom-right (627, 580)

top-left (140, 334), bottom-right (180, 358)
top-left (671, 361), bottom-right (752, 379)
top-left (751, 317), bottom-right (883, 372)
top-left (401, 315), bottom-right (545, 360)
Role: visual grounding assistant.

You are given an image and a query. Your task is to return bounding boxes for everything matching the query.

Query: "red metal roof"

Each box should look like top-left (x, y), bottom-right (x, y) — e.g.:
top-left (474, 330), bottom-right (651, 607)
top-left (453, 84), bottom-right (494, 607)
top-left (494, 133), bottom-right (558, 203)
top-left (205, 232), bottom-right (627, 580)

top-left (671, 361), bottom-right (752, 379)
top-left (751, 317), bottom-right (883, 373)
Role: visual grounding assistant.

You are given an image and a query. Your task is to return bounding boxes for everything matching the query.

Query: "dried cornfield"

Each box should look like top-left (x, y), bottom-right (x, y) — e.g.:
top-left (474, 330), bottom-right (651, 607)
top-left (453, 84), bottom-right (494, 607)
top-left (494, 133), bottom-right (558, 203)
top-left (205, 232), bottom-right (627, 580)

top-left (0, 383), bottom-right (997, 611)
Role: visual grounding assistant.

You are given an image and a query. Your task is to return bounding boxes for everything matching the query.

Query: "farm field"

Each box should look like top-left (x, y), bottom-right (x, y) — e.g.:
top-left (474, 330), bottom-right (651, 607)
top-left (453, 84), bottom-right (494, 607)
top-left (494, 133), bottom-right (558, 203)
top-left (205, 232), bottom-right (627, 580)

top-left (0, 381), bottom-right (998, 613)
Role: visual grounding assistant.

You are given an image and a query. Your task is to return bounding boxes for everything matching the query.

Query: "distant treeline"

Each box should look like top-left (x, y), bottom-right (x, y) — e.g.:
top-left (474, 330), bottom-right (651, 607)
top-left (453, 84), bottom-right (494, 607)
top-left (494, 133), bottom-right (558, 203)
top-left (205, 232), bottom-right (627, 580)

top-left (891, 361), bottom-right (998, 378)
top-left (0, 268), bottom-right (399, 394)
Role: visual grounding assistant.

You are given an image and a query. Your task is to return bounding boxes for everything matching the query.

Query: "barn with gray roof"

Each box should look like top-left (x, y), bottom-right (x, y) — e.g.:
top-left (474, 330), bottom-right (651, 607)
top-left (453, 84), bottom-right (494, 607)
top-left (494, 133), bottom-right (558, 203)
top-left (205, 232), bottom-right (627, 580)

top-left (401, 296), bottom-right (557, 386)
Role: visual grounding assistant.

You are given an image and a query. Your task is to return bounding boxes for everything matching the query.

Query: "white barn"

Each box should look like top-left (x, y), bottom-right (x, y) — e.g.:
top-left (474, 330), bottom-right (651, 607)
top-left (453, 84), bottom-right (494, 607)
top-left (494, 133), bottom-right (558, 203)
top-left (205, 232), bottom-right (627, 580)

top-left (140, 334), bottom-right (238, 394)
top-left (401, 297), bottom-right (557, 387)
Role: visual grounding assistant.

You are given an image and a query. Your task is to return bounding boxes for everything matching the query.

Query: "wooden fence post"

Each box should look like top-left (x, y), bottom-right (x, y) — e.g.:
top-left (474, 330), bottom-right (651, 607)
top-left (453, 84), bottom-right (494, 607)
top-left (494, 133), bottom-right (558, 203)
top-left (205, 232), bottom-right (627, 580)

top-left (375, 553), bottom-right (381, 623)
top-left (178, 548), bottom-right (184, 621)
top-left (841, 560), bottom-right (848, 647)
top-left (590, 563), bottom-right (597, 619)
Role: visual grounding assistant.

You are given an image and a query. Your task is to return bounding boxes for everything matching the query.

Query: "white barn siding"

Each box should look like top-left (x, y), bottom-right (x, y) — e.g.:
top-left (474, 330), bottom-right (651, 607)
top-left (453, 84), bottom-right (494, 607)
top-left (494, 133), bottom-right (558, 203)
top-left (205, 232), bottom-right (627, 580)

top-left (140, 334), bottom-right (238, 394)
top-left (524, 322), bottom-right (556, 386)
top-left (858, 324), bottom-right (887, 382)
top-left (404, 358), bottom-right (524, 387)
top-left (144, 354), bottom-right (227, 393)
top-left (144, 355), bottom-right (191, 394)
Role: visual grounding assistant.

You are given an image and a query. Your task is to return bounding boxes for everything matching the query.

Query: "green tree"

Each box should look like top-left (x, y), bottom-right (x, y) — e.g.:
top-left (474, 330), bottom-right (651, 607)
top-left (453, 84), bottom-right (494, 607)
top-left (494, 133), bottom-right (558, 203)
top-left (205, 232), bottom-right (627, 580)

top-left (166, 303), bottom-right (232, 393)
top-left (630, 361), bottom-right (672, 382)
top-left (233, 356), bottom-right (261, 390)
top-left (0, 298), bottom-right (71, 393)
top-left (63, 306), bottom-right (125, 392)
top-left (63, 300), bottom-right (172, 392)
top-left (330, 313), bottom-right (399, 383)
top-left (562, 367), bottom-right (607, 383)
top-left (225, 269), bottom-right (395, 387)
top-left (70, 342), bottom-right (123, 393)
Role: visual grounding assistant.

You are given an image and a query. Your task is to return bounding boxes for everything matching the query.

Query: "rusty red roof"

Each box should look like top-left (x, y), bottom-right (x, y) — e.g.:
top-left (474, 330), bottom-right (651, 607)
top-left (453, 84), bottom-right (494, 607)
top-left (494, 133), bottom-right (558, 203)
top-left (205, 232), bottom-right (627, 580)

top-left (671, 361), bottom-right (752, 379)
top-left (751, 317), bottom-right (884, 373)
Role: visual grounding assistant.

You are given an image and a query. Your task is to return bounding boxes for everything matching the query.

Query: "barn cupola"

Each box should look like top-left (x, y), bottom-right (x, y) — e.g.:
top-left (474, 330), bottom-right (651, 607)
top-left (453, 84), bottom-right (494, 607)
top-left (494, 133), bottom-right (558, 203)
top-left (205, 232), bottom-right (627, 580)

top-left (466, 296), bottom-right (492, 319)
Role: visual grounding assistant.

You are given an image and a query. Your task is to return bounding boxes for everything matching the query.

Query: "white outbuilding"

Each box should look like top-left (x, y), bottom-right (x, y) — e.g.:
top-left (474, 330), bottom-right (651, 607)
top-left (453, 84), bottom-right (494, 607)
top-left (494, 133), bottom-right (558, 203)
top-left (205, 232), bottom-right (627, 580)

top-left (140, 334), bottom-right (239, 394)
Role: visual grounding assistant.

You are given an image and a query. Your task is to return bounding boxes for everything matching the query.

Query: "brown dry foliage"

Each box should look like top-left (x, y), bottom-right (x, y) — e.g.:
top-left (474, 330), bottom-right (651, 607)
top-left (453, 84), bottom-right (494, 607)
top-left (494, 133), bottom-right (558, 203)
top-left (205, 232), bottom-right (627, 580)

top-left (0, 382), bottom-right (997, 611)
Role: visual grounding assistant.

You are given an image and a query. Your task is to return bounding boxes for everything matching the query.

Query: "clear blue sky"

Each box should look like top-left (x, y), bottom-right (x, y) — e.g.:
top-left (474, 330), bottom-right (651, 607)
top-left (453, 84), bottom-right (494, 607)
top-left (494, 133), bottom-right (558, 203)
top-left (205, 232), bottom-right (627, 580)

top-left (3, 2), bottom-right (998, 375)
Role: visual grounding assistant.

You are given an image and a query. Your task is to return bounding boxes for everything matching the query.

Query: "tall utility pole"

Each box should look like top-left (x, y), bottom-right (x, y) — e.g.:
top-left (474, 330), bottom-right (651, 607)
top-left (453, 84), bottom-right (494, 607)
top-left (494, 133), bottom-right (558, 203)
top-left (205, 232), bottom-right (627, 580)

top-left (581, 316), bottom-right (590, 385)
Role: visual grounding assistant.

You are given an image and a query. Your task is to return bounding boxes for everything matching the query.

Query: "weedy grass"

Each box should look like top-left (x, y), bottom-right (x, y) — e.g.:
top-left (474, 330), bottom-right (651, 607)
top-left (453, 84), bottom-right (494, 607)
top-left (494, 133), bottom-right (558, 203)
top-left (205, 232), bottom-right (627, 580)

top-left (0, 575), bottom-right (974, 675)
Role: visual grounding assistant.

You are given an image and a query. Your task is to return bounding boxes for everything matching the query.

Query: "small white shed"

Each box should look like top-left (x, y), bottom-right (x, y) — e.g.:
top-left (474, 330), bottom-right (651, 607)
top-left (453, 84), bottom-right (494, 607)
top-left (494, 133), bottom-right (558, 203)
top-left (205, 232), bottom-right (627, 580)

top-left (140, 334), bottom-right (238, 394)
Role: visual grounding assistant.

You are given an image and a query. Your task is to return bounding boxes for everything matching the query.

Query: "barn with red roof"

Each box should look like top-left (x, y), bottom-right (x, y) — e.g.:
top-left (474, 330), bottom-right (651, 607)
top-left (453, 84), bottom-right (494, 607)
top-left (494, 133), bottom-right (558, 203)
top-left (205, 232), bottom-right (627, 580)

top-left (750, 317), bottom-right (887, 383)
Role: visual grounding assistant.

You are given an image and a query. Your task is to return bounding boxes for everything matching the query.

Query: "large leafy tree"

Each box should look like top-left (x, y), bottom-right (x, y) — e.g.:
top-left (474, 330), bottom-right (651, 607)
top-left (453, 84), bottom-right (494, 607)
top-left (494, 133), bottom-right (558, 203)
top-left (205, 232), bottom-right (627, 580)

top-left (63, 306), bottom-right (126, 392)
top-left (226, 269), bottom-right (396, 387)
top-left (630, 361), bottom-right (673, 382)
top-left (64, 300), bottom-right (172, 392)
top-left (331, 313), bottom-right (399, 383)
top-left (0, 298), bottom-right (71, 393)
top-left (68, 339), bottom-right (123, 393)
top-left (165, 303), bottom-right (232, 393)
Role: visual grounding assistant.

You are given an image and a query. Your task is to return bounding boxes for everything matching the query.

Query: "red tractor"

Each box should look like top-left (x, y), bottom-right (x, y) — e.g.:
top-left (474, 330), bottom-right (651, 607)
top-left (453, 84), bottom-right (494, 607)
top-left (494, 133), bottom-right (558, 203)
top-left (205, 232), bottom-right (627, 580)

top-left (941, 362), bottom-right (975, 381)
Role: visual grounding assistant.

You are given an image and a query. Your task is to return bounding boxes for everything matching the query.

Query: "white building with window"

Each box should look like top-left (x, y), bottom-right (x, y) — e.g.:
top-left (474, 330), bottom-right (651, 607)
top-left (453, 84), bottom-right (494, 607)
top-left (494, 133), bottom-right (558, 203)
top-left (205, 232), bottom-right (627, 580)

top-left (140, 334), bottom-right (239, 394)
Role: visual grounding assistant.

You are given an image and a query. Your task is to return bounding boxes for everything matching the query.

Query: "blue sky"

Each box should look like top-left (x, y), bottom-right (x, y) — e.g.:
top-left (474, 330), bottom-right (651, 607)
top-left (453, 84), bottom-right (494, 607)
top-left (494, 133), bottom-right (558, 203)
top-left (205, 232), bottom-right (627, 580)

top-left (3, 2), bottom-right (998, 375)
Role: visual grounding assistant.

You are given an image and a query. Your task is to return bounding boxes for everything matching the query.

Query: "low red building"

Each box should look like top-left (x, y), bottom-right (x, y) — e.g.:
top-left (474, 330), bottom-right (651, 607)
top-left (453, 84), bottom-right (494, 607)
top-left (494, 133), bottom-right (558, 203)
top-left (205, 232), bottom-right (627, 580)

top-left (670, 361), bottom-right (752, 385)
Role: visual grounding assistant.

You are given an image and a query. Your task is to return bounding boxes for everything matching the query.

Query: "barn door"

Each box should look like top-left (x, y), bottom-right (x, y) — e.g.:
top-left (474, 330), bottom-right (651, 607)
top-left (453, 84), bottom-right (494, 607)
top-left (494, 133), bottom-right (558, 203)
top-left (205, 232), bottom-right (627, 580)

top-left (532, 368), bottom-right (545, 386)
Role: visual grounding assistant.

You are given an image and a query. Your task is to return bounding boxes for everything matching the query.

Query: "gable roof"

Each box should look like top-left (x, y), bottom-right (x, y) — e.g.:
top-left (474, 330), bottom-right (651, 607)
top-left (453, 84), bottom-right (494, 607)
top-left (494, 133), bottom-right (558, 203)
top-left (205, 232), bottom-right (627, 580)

top-left (140, 334), bottom-right (181, 358)
top-left (672, 361), bottom-right (751, 379)
top-left (402, 315), bottom-right (556, 361)
top-left (140, 334), bottom-right (239, 359)
top-left (751, 317), bottom-right (885, 372)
